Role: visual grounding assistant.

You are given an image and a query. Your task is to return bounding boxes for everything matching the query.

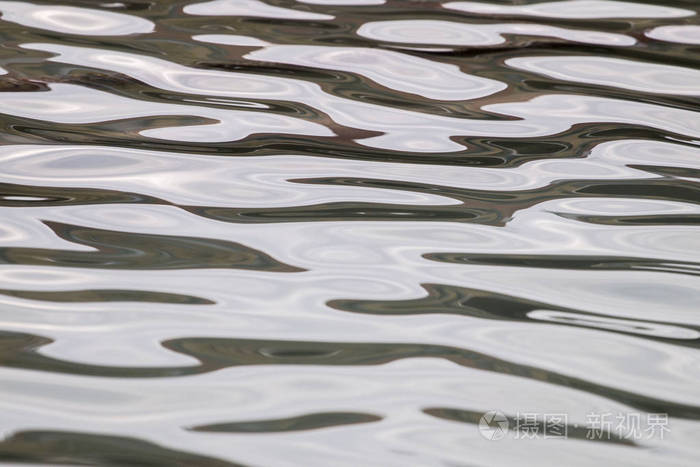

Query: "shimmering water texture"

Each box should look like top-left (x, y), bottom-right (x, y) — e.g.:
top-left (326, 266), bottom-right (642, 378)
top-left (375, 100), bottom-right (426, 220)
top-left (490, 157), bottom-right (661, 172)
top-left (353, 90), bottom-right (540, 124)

top-left (0, 0), bottom-right (699, 466)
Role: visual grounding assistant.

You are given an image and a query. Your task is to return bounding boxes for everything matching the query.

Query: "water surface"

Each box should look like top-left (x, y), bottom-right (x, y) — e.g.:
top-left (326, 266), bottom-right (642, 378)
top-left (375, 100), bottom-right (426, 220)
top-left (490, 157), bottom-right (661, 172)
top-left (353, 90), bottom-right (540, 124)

top-left (0, 0), bottom-right (699, 465)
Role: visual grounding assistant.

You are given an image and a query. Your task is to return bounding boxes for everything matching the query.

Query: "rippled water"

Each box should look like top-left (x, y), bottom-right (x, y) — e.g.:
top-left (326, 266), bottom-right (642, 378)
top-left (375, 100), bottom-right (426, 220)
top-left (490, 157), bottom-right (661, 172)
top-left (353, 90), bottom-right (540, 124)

top-left (0, 0), bottom-right (699, 465)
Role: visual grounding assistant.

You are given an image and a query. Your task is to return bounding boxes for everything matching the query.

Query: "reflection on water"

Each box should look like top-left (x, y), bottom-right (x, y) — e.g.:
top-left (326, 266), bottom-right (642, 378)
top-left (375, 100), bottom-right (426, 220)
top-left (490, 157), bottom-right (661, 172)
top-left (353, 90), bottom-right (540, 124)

top-left (0, 0), bottom-right (699, 465)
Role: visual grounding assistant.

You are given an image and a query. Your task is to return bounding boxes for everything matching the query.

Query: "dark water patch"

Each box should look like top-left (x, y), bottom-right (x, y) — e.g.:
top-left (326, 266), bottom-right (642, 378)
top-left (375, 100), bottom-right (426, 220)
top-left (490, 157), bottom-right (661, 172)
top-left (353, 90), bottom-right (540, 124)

top-left (0, 331), bottom-right (195, 378)
top-left (328, 282), bottom-right (700, 345)
top-left (575, 179), bottom-right (700, 200)
top-left (0, 75), bottom-right (49, 92)
top-left (0, 288), bottom-right (214, 304)
top-left (0, 182), bottom-right (169, 207)
top-left (190, 412), bottom-right (382, 433)
top-left (0, 221), bottom-right (304, 271)
top-left (0, 430), bottom-right (242, 466)
top-left (422, 253), bottom-right (700, 277)
top-left (300, 177), bottom-right (700, 207)
top-left (187, 202), bottom-right (491, 224)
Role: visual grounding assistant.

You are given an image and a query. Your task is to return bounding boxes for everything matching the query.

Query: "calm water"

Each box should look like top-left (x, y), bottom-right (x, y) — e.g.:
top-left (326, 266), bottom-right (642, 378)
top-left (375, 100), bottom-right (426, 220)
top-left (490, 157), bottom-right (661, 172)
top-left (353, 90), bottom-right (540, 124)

top-left (0, 0), bottom-right (699, 465)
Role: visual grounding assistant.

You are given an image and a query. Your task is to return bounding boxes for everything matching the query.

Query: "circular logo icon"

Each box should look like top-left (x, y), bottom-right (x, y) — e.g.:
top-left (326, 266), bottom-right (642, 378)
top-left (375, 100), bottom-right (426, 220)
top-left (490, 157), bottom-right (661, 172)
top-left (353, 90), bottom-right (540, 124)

top-left (478, 410), bottom-right (509, 440)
